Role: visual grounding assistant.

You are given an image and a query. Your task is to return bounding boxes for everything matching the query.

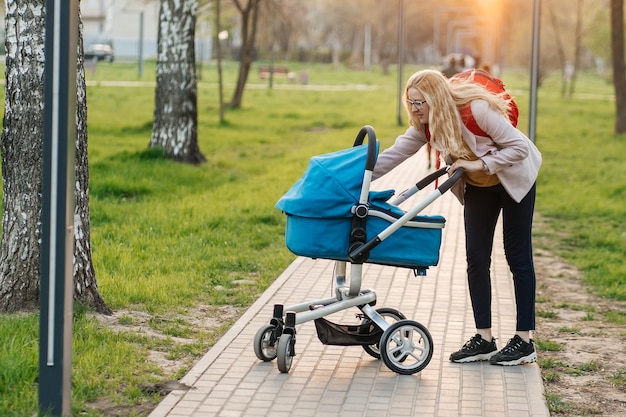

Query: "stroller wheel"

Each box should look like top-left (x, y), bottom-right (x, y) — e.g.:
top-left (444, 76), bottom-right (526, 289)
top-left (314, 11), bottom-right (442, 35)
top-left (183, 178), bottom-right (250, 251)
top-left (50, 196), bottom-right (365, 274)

top-left (379, 320), bottom-right (433, 375)
top-left (254, 324), bottom-right (278, 362)
top-left (361, 308), bottom-right (406, 359)
top-left (277, 334), bottom-right (295, 373)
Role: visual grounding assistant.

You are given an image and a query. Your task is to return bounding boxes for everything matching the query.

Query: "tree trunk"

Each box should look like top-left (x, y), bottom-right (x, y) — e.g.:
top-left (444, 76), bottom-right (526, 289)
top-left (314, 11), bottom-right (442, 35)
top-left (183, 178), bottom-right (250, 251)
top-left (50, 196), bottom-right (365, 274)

top-left (548, 4), bottom-right (568, 97)
top-left (0, 0), bottom-right (111, 313)
top-left (611, 0), bottom-right (626, 134)
top-left (216, 0), bottom-right (226, 123)
top-left (151, 0), bottom-right (205, 164)
top-left (230, 0), bottom-right (261, 109)
top-left (568, 0), bottom-right (583, 98)
top-left (75, 11), bottom-right (112, 314)
top-left (0, 0), bottom-right (47, 312)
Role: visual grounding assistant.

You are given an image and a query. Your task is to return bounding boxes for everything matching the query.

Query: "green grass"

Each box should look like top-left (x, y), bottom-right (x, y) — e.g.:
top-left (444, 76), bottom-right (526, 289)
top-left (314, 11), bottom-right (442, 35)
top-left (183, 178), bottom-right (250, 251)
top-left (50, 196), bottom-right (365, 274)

top-left (545, 392), bottom-right (571, 414)
top-left (0, 314), bottom-right (39, 416)
top-left (604, 309), bottom-right (626, 325)
top-left (556, 326), bottom-right (582, 335)
top-left (0, 60), bottom-right (624, 415)
top-left (536, 338), bottom-right (563, 352)
top-left (532, 85), bottom-right (626, 299)
top-left (608, 369), bottom-right (626, 388)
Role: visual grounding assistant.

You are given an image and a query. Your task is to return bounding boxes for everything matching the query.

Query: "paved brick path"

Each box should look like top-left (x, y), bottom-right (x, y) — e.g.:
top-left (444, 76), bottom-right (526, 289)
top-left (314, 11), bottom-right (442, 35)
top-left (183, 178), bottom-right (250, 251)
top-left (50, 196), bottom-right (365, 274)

top-left (149, 150), bottom-right (549, 417)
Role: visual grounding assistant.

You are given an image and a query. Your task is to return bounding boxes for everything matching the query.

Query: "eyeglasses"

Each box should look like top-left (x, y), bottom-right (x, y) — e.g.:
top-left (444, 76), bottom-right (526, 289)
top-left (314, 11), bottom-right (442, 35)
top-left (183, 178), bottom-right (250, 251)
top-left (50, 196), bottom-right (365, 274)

top-left (406, 98), bottom-right (427, 109)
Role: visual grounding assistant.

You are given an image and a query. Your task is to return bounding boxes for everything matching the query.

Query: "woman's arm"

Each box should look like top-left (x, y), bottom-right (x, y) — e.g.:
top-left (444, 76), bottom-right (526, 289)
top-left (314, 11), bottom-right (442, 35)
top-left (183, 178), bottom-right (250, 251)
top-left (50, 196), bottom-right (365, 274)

top-left (470, 100), bottom-right (531, 174)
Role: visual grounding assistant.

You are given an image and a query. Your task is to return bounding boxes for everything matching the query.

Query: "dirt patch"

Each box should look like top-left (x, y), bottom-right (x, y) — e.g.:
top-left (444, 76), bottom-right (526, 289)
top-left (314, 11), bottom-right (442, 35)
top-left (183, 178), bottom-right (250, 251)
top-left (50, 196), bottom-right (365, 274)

top-left (95, 304), bottom-right (244, 374)
top-left (534, 245), bottom-right (626, 416)
top-left (90, 304), bottom-right (244, 416)
top-left (86, 397), bottom-right (167, 417)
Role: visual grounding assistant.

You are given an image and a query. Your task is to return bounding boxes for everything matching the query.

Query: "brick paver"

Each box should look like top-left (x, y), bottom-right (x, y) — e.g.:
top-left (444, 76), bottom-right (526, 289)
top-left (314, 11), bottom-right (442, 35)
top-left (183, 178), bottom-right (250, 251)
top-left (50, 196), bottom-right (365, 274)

top-left (149, 149), bottom-right (549, 417)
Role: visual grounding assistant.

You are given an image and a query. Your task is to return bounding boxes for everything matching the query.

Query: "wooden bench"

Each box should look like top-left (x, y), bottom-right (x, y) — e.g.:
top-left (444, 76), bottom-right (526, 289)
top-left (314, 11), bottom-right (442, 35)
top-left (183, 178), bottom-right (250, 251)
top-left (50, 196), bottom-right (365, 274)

top-left (258, 65), bottom-right (295, 82)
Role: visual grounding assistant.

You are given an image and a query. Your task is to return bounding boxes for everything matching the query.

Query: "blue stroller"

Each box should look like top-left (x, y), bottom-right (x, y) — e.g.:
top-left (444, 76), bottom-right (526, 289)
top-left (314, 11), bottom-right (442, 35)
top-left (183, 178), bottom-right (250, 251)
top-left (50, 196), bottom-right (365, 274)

top-left (254, 126), bottom-right (463, 375)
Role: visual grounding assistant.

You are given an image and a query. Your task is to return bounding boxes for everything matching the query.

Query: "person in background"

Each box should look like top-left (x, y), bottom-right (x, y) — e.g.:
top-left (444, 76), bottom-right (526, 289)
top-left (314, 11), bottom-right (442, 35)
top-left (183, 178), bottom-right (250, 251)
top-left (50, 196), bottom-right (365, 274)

top-left (372, 69), bottom-right (542, 366)
top-left (441, 55), bottom-right (460, 78)
top-left (478, 62), bottom-right (493, 74)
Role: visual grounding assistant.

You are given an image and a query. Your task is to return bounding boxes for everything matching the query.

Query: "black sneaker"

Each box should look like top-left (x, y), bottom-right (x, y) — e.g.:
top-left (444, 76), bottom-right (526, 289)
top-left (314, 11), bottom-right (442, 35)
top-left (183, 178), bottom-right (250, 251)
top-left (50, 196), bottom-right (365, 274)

top-left (490, 335), bottom-right (537, 366)
top-left (449, 334), bottom-right (498, 363)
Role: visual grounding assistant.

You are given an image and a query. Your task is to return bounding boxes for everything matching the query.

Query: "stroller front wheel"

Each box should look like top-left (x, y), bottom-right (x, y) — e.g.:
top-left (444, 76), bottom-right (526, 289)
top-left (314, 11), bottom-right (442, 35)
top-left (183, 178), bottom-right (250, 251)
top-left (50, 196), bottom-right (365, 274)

top-left (277, 334), bottom-right (295, 373)
top-left (254, 324), bottom-right (279, 362)
top-left (379, 320), bottom-right (433, 375)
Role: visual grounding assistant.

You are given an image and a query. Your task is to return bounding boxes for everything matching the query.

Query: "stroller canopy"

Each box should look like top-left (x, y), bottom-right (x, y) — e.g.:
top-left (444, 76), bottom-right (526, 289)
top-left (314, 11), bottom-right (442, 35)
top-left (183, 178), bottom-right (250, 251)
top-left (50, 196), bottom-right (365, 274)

top-left (276, 143), bottom-right (379, 218)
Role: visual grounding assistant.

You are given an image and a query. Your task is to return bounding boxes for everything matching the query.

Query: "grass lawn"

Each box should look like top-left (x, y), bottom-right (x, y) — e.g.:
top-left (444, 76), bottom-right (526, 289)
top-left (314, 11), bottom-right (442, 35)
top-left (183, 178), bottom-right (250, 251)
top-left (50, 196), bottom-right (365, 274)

top-left (0, 60), bottom-right (624, 416)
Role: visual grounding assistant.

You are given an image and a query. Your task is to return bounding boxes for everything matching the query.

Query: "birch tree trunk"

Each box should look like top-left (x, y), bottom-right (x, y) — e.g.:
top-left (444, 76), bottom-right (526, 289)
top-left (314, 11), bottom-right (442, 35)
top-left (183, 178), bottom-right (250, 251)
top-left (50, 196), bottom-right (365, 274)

top-left (0, 0), bottom-right (47, 311)
top-left (151, 0), bottom-right (205, 164)
top-left (0, 1), bottom-right (111, 313)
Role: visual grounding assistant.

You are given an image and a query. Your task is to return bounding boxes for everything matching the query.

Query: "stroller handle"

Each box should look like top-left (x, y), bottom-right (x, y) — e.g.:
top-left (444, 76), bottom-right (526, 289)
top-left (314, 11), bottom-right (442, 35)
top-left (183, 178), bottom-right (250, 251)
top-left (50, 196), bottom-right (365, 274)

top-left (390, 166), bottom-right (463, 205)
top-left (352, 125), bottom-right (378, 172)
top-left (438, 166), bottom-right (464, 194)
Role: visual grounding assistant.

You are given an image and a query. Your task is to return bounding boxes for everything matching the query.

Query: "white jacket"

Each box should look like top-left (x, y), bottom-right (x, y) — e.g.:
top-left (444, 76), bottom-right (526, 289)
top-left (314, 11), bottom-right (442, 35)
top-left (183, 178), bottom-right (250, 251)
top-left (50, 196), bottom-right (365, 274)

top-left (373, 100), bottom-right (542, 204)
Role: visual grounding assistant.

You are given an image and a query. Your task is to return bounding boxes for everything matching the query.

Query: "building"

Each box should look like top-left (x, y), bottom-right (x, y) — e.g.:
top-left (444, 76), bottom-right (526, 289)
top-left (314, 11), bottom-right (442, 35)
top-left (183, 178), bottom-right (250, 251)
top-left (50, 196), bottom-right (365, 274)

top-left (81, 0), bottom-right (160, 60)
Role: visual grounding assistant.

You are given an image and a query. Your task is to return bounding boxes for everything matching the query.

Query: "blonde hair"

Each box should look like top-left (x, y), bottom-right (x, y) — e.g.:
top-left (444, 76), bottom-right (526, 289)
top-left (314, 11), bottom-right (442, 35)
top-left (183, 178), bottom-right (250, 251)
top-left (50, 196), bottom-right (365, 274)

top-left (403, 69), bottom-right (512, 159)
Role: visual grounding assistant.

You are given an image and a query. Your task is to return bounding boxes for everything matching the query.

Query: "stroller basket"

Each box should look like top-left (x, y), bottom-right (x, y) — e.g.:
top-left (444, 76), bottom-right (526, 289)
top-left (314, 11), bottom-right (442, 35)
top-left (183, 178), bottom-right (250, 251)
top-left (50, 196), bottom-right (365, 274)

top-left (314, 317), bottom-right (383, 346)
top-left (276, 142), bottom-right (445, 269)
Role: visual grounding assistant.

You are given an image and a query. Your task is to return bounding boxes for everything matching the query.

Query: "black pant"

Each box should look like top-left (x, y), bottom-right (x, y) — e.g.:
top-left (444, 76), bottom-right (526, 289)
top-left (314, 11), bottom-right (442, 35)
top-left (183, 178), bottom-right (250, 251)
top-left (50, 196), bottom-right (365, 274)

top-left (464, 183), bottom-right (537, 331)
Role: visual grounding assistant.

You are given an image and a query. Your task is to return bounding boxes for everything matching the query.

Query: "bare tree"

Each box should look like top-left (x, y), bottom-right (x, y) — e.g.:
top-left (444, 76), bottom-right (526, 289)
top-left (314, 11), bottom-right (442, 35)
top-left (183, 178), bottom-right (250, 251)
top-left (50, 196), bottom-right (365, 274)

top-left (215, 0), bottom-right (226, 123)
top-left (1, 0), bottom-right (110, 313)
top-left (610, 0), bottom-right (626, 134)
top-left (229, 0), bottom-right (261, 108)
top-left (151, 0), bottom-right (206, 164)
top-left (256, 0), bottom-right (308, 62)
top-left (374, 0), bottom-right (402, 72)
top-left (568, 0), bottom-right (584, 97)
top-left (585, 3), bottom-right (612, 77)
top-left (547, 1), bottom-right (569, 96)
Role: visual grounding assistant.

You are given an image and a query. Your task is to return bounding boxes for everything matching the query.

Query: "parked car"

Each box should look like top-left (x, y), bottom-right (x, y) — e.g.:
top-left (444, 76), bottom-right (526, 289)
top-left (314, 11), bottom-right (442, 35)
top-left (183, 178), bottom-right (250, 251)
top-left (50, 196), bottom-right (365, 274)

top-left (84, 44), bottom-right (114, 62)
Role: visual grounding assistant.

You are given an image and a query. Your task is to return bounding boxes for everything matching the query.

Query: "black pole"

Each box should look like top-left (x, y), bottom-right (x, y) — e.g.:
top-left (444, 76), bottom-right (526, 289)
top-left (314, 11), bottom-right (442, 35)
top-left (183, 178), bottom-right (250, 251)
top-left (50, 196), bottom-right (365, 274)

top-left (138, 11), bottom-right (144, 78)
top-left (40, 0), bottom-right (79, 414)
top-left (396, 0), bottom-right (405, 126)
top-left (267, 0), bottom-right (274, 89)
top-left (528, 0), bottom-right (541, 143)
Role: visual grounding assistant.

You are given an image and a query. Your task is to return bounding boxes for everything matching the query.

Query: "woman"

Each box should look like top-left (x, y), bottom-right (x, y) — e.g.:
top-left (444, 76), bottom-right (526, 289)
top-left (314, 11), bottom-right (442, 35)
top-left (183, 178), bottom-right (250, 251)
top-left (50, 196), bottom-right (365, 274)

top-left (373, 69), bottom-right (542, 366)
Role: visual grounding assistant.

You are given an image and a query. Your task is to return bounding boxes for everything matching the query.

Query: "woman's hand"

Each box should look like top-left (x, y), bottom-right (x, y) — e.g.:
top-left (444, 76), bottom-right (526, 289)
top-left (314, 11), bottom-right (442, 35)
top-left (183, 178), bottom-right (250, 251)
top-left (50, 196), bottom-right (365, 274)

top-left (448, 159), bottom-right (485, 176)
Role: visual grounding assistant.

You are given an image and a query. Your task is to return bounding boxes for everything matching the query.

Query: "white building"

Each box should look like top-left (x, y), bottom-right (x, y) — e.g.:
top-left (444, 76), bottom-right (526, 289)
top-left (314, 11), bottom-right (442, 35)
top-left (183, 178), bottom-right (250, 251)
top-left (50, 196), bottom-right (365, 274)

top-left (81, 0), bottom-right (160, 60)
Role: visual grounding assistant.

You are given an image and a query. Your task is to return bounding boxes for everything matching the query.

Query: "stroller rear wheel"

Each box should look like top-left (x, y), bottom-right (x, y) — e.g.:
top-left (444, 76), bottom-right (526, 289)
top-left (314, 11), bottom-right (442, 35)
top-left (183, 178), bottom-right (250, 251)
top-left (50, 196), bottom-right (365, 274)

top-left (380, 320), bottom-right (433, 375)
top-left (361, 308), bottom-right (406, 359)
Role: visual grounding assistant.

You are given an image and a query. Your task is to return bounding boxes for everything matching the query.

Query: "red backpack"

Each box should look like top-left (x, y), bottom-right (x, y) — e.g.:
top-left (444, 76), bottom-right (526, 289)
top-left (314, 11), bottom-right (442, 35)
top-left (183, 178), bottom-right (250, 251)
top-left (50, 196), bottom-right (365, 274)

top-left (450, 69), bottom-right (519, 137)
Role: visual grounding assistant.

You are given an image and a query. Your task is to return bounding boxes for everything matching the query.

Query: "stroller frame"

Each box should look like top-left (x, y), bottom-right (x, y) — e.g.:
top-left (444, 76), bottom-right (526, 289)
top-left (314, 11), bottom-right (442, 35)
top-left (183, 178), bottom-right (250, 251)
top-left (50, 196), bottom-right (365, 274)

top-left (254, 126), bottom-right (463, 375)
